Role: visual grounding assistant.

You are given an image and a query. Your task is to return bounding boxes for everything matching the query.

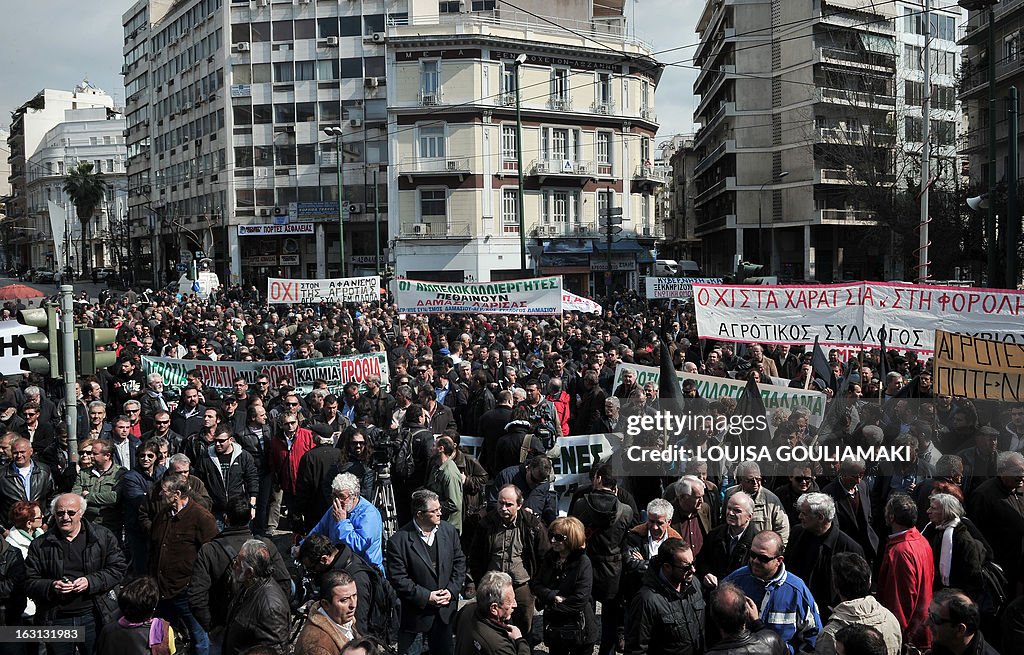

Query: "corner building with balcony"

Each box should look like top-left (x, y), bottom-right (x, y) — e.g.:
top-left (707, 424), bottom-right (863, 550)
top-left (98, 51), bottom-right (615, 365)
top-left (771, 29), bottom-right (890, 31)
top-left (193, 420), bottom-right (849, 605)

top-left (386, 0), bottom-right (663, 292)
top-left (693, 0), bottom-right (926, 281)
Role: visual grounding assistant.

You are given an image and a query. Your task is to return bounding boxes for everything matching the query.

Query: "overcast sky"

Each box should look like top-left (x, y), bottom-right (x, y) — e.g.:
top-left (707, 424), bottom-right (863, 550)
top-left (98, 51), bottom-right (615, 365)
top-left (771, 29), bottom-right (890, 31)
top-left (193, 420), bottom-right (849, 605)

top-left (0, 1), bottom-right (702, 142)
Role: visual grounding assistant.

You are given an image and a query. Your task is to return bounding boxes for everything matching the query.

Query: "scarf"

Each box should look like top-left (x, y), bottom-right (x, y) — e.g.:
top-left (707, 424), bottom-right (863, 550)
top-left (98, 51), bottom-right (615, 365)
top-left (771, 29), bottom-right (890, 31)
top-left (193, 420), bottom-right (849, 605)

top-left (937, 517), bottom-right (960, 586)
top-left (116, 617), bottom-right (174, 655)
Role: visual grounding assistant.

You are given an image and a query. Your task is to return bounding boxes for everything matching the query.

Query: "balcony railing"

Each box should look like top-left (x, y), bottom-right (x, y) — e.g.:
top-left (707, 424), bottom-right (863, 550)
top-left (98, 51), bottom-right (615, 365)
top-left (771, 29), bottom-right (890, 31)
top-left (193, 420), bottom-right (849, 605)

top-left (533, 222), bottom-right (597, 237)
top-left (634, 165), bottom-right (668, 183)
top-left (398, 157), bottom-right (471, 175)
top-left (817, 47), bottom-right (896, 69)
top-left (531, 159), bottom-right (594, 176)
top-left (819, 209), bottom-right (879, 224)
top-left (399, 219), bottom-right (475, 238)
top-left (818, 168), bottom-right (896, 186)
top-left (817, 87), bottom-right (895, 107)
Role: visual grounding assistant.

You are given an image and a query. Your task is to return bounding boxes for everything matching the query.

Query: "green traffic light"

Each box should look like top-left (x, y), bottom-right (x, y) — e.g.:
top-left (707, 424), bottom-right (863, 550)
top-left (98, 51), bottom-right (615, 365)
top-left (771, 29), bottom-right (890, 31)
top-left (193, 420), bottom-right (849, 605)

top-left (16, 304), bottom-right (59, 378)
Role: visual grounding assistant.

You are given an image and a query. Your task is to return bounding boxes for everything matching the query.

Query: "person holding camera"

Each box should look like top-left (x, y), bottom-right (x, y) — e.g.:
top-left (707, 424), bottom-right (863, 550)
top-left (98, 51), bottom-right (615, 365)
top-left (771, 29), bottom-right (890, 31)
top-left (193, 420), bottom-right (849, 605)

top-left (515, 381), bottom-right (562, 444)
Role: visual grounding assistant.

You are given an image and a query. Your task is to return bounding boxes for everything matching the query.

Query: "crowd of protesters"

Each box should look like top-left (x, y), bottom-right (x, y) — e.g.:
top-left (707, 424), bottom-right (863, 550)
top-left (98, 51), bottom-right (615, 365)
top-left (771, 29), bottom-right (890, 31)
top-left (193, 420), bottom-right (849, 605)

top-left (0, 284), bottom-right (1019, 655)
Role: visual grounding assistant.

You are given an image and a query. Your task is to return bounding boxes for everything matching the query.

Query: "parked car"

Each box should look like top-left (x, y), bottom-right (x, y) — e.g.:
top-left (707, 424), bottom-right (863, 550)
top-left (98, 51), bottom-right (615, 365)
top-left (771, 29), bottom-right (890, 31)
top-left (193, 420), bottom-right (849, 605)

top-left (33, 269), bottom-right (56, 284)
top-left (92, 267), bottom-right (116, 282)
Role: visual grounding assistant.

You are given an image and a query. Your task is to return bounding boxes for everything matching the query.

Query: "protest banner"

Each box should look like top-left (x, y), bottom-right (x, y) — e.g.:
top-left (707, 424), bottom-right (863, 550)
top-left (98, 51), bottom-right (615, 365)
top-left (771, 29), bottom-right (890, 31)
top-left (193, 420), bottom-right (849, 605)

top-left (461, 433), bottom-right (616, 514)
top-left (141, 352), bottom-right (390, 396)
top-left (613, 362), bottom-right (827, 426)
top-left (933, 329), bottom-right (1024, 401)
top-left (0, 321), bottom-right (37, 376)
top-left (692, 281), bottom-right (1024, 354)
top-left (645, 277), bottom-right (723, 300)
top-left (393, 277), bottom-right (562, 314)
top-left (562, 290), bottom-right (602, 314)
top-left (268, 276), bottom-right (380, 304)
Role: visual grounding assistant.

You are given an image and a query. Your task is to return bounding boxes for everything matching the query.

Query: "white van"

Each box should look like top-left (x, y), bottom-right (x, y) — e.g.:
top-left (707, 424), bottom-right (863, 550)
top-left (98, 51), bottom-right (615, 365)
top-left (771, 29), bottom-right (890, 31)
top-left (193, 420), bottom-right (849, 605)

top-left (654, 259), bottom-right (679, 276)
top-left (677, 260), bottom-right (702, 277)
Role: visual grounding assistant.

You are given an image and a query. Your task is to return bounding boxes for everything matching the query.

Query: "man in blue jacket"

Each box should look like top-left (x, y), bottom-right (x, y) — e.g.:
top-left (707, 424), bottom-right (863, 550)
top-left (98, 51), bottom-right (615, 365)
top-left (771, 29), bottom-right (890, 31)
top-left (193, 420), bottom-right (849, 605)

top-left (724, 530), bottom-right (821, 654)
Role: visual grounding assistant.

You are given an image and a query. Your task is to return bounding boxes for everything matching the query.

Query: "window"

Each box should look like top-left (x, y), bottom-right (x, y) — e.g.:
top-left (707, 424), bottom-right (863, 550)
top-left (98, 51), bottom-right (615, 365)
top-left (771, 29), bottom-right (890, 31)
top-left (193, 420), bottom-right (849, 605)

top-left (273, 62), bottom-right (293, 83)
top-left (472, 0), bottom-right (496, 9)
top-left (318, 18), bottom-right (339, 38)
top-left (502, 61), bottom-right (517, 95)
top-left (275, 103), bottom-right (295, 123)
top-left (439, 1), bottom-right (461, 12)
top-left (273, 20), bottom-right (293, 41)
top-left (933, 85), bottom-right (956, 111)
top-left (931, 119), bottom-right (956, 146)
top-left (542, 190), bottom-right (577, 224)
top-left (419, 125), bottom-right (445, 159)
top-left (597, 131), bottom-right (612, 166)
top-left (341, 58), bottom-right (362, 78)
top-left (932, 50), bottom-right (956, 76)
top-left (501, 189), bottom-right (519, 233)
top-left (597, 189), bottom-right (613, 218)
top-left (905, 116), bottom-right (922, 142)
top-left (1007, 34), bottom-right (1020, 62)
top-left (550, 68), bottom-right (569, 103)
top-left (295, 61), bottom-right (316, 81)
top-left (318, 60), bottom-right (339, 80)
top-left (363, 14), bottom-right (385, 35)
top-left (320, 101), bottom-right (341, 122)
top-left (597, 72), bottom-right (612, 106)
top-left (502, 125), bottom-right (519, 170)
top-left (421, 189), bottom-right (446, 218)
top-left (340, 16), bottom-right (361, 37)
top-left (421, 60), bottom-right (440, 96)
top-left (905, 80), bottom-right (924, 106)
top-left (904, 45), bottom-right (922, 71)
top-left (541, 127), bottom-right (580, 161)
top-left (640, 80), bottom-right (651, 113)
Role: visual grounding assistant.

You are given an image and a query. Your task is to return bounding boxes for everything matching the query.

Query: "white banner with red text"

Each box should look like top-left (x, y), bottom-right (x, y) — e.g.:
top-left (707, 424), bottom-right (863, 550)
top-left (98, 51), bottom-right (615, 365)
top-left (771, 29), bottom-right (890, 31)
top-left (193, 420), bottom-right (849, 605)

top-left (267, 276), bottom-right (380, 304)
top-left (691, 281), bottom-right (1024, 354)
top-left (562, 290), bottom-right (602, 314)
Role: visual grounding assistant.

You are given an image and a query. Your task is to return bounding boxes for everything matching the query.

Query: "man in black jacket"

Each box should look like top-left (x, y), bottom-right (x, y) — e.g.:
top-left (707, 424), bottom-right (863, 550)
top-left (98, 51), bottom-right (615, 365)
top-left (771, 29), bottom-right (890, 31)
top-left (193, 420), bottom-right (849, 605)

top-left (386, 489), bottom-right (466, 655)
top-left (23, 493), bottom-right (127, 654)
top-left (785, 492), bottom-right (864, 622)
top-left (298, 533), bottom-right (382, 637)
top-left (697, 492), bottom-right (756, 588)
top-left (0, 438), bottom-right (55, 530)
top-left (193, 428), bottom-right (259, 526)
top-left (625, 538), bottom-right (706, 655)
top-left (706, 582), bottom-right (787, 655)
top-left (189, 497), bottom-right (291, 637)
top-left (569, 463), bottom-right (634, 655)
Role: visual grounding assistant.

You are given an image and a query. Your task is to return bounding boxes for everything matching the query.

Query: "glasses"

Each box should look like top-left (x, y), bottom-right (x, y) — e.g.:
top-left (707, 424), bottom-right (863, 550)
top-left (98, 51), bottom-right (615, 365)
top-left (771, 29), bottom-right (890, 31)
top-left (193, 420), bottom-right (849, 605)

top-left (549, 533), bottom-right (568, 543)
top-left (214, 438), bottom-right (231, 444)
top-left (351, 441), bottom-right (365, 446)
top-left (283, 421), bottom-right (298, 427)
top-left (126, 409), bottom-right (140, 413)
top-left (741, 477), bottom-right (763, 484)
top-left (155, 419), bottom-right (170, 424)
top-left (55, 510), bottom-right (78, 517)
top-left (78, 451), bottom-right (93, 456)
top-left (669, 561), bottom-right (695, 573)
top-left (749, 552), bottom-right (780, 564)
top-left (418, 508), bottom-right (442, 516)
top-left (287, 402), bottom-right (299, 406)
top-left (23, 412), bottom-right (37, 417)
top-left (793, 476), bottom-right (812, 482)
top-left (140, 453), bottom-right (157, 459)
top-left (258, 381), bottom-right (270, 385)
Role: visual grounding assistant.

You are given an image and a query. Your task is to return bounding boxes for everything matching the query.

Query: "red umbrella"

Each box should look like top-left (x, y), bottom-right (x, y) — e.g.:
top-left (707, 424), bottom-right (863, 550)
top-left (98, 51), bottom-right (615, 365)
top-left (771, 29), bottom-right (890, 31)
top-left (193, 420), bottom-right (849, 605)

top-left (0, 284), bottom-right (45, 301)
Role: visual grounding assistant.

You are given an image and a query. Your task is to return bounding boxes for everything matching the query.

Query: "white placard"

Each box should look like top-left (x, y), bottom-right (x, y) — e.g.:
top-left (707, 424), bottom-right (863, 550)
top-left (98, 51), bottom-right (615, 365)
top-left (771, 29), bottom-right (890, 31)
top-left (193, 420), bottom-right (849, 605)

top-left (393, 277), bottom-right (562, 315)
top-left (267, 276), bottom-right (381, 304)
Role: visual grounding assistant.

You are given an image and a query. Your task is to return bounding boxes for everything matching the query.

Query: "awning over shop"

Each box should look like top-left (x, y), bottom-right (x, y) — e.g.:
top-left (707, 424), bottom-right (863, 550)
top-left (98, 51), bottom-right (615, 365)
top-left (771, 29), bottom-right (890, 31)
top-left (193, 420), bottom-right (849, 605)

top-left (542, 240), bottom-right (594, 254)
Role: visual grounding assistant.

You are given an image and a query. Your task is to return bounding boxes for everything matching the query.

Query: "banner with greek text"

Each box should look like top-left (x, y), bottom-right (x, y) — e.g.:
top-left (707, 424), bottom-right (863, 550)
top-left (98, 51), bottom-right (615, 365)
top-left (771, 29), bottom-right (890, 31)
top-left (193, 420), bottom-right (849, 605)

top-left (692, 282), bottom-right (1024, 354)
top-left (562, 290), bottom-right (602, 314)
top-left (461, 433), bottom-right (616, 514)
top-left (393, 277), bottom-right (562, 314)
top-left (612, 362), bottom-right (827, 426)
top-left (141, 352), bottom-right (390, 395)
top-left (933, 329), bottom-right (1024, 401)
top-left (267, 276), bottom-right (380, 304)
top-left (645, 277), bottom-right (723, 300)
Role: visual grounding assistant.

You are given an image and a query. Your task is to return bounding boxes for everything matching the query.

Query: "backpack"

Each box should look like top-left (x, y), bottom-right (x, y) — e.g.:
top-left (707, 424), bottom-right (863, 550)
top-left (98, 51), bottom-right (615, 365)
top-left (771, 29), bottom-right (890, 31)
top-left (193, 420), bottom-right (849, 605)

top-left (364, 563), bottom-right (401, 643)
top-left (978, 560), bottom-right (1009, 617)
top-left (390, 428), bottom-right (417, 481)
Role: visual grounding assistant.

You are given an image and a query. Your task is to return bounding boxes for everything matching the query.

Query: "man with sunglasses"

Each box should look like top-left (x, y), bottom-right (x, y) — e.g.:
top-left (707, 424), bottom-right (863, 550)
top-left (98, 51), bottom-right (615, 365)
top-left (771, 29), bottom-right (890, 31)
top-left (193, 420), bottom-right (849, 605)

top-left (193, 428), bottom-right (259, 527)
top-left (925, 589), bottom-right (1000, 655)
top-left (625, 538), bottom-right (706, 655)
top-left (23, 493), bottom-right (127, 655)
top-left (723, 530), bottom-right (821, 654)
top-left (143, 410), bottom-right (184, 454)
top-left (773, 464), bottom-right (819, 529)
top-left (71, 440), bottom-right (126, 536)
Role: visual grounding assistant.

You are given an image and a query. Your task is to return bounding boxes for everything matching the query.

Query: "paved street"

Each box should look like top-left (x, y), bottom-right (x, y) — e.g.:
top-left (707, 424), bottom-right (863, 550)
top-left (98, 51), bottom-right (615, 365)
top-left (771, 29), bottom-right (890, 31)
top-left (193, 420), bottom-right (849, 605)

top-left (0, 275), bottom-right (115, 305)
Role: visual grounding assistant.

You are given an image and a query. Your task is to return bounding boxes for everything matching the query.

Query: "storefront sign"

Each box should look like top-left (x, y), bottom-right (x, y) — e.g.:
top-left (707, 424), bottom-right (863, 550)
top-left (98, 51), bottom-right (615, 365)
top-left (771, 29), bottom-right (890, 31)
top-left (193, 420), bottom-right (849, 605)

top-left (279, 255), bottom-right (299, 265)
top-left (237, 223), bottom-right (315, 236)
top-left (268, 276), bottom-right (381, 304)
top-left (590, 257), bottom-right (637, 272)
top-left (692, 281), bottom-right (1024, 354)
top-left (245, 256), bottom-right (278, 266)
top-left (393, 277), bottom-right (562, 314)
top-left (645, 277), bottom-right (724, 299)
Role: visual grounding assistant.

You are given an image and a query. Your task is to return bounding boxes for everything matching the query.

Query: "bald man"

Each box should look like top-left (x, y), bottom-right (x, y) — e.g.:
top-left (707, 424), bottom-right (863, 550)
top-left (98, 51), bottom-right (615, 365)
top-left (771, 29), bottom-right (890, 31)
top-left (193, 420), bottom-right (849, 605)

top-left (723, 531), bottom-right (821, 653)
top-left (0, 437), bottom-right (55, 529)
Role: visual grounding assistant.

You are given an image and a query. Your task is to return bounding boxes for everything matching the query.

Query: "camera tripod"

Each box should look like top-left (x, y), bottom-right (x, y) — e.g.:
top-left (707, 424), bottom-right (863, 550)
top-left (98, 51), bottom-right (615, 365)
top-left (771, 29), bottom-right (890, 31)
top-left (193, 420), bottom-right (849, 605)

top-left (374, 463), bottom-right (398, 541)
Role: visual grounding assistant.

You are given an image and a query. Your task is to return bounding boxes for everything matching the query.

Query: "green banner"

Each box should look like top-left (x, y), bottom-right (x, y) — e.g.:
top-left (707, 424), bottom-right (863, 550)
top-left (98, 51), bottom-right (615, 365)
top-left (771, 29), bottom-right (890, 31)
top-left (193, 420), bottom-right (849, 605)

top-left (141, 352), bottom-right (390, 396)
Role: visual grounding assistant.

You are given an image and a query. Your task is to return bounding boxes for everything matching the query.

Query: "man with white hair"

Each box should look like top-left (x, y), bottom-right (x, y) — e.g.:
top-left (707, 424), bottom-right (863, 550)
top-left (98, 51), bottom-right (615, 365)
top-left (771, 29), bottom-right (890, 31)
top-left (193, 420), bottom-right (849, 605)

top-left (785, 492), bottom-right (864, 620)
top-left (306, 472), bottom-right (384, 573)
top-left (667, 475), bottom-right (714, 556)
top-left (725, 462), bottom-right (790, 546)
top-left (696, 492), bottom-right (756, 587)
top-left (454, 571), bottom-right (530, 655)
top-left (622, 497), bottom-right (681, 601)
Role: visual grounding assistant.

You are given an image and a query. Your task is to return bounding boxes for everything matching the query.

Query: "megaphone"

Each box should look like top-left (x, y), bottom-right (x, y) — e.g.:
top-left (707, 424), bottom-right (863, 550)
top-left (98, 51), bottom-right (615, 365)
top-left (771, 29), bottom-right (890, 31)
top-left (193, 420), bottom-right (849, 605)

top-left (967, 194), bottom-right (991, 211)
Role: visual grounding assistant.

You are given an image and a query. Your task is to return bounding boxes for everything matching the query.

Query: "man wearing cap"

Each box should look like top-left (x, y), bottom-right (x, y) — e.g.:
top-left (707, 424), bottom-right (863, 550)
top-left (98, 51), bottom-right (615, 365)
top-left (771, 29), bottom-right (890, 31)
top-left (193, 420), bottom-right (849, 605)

top-left (220, 394), bottom-right (247, 436)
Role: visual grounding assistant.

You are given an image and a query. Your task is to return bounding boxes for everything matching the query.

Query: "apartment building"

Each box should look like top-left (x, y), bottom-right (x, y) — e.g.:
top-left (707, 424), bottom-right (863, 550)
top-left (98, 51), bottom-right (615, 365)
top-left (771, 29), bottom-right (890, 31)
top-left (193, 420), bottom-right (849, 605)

top-left (123, 0), bottom-right (395, 286)
top-left (5, 84), bottom-right (119, 272)
top-left (386, 0), bottom-right (663, 293)
top-left (692, 0), bottom-right (962, 282)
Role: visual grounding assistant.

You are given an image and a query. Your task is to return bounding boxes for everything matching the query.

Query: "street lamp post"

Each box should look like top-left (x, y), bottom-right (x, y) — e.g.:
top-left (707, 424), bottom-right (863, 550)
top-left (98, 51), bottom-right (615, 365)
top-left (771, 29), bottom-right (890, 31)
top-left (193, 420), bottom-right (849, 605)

top-left (514, 53), bottom-right (528, 274)
top-left (758, 171), bottom-right (788, 267)
top-left (323, 126), bottom-right (346, 278)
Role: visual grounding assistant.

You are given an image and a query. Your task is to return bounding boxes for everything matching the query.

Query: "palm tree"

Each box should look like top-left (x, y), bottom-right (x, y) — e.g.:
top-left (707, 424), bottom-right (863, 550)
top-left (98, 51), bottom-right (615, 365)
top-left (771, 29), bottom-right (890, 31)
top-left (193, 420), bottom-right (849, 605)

top-left (63, 161), bottom-right (108, 277)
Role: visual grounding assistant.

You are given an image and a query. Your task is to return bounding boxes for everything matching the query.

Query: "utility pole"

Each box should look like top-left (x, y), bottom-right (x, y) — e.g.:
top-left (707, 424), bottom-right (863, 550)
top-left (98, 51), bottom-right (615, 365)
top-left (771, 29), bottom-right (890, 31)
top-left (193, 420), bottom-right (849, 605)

top-left (917, 0), bottom-right (932, 283)
top-left (59, 285), bottom-right (78, 461)
top-left (600, 188), bottom-right (623, 309)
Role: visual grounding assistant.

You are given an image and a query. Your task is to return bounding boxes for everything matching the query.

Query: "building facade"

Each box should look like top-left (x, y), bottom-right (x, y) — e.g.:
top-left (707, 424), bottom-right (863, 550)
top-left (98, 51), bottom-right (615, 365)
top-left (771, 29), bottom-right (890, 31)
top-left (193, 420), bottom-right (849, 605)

top-left (386, 0), bottom-right (663, 293)
top-left (692, 0), bottom-right (962, 282)
top-left (5, 84), bottom-right (118, 272)
top-left (661, 134), bottom-right (701, 263)
top-left (123, 0), bottom-right (395, 286)
top-left (23, 108), bottom-right (129, 274)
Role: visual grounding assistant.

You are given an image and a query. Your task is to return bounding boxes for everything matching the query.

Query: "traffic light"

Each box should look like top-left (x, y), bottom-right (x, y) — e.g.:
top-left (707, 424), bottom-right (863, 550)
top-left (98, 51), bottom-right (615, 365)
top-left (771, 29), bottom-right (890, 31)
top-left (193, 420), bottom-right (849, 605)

top-left (736, 261), bottom-right (765, 284)
top-left (16, 304), bottom-right (60, 378)
top-left (79, 328), bottom-right (118, 376)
